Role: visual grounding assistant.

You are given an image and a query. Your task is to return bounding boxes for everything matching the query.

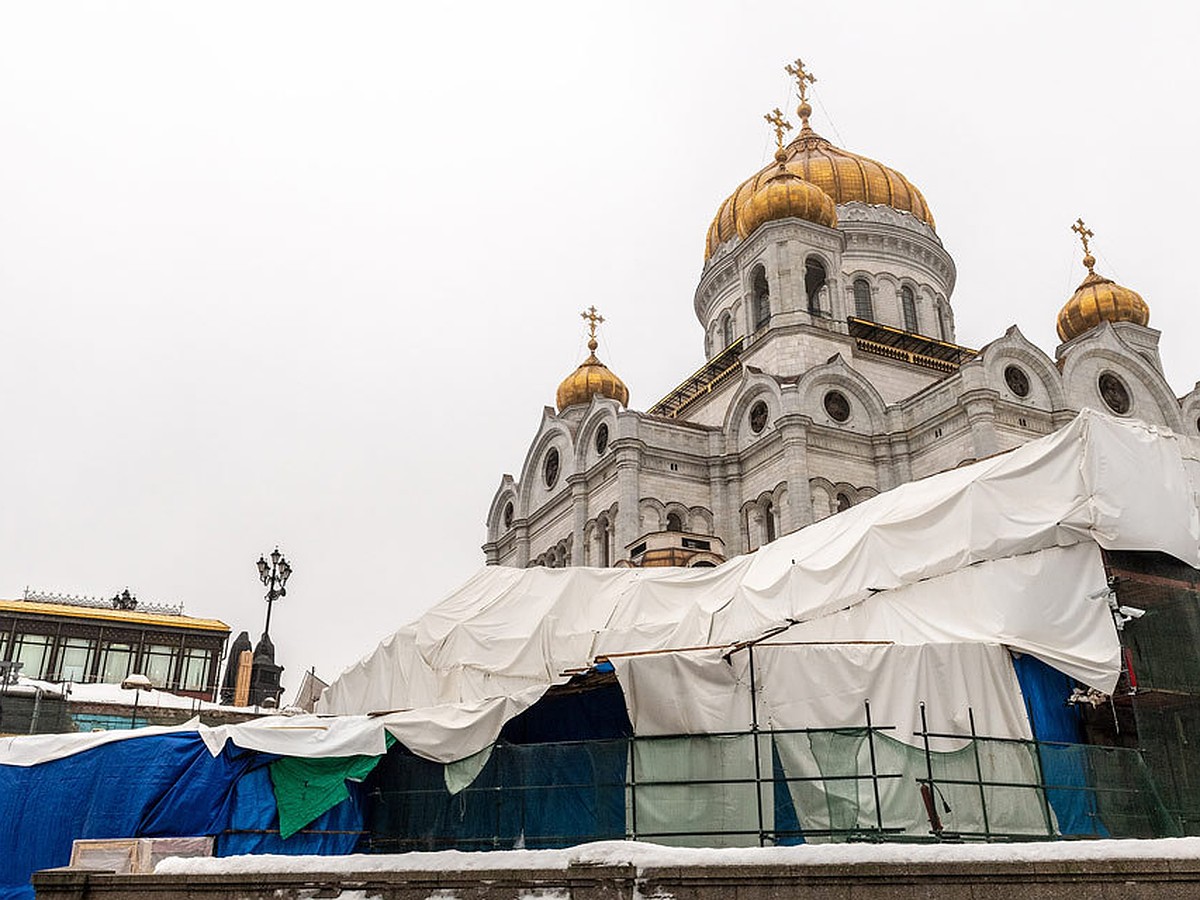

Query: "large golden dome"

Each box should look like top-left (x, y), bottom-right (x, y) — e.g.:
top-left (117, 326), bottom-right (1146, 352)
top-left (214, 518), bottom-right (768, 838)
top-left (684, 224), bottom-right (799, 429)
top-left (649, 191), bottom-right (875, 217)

top-left (1056, 220), bottom-right (1149, 342)
top-left (556, 306), bottom-right (629, 411)
top-left (705, 103), bottom-right (934, 260)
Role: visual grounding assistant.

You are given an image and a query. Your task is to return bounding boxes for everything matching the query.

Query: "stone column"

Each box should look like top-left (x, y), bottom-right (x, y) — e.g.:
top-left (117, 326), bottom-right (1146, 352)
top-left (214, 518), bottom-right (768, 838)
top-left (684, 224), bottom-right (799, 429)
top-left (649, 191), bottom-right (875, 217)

top-left (482, 542), bottom-right (499, 565)
top-left (568, 474), bottom-right (588, 567)
top-left (776, 414), bottom-right (814, 534)
top-left (960, 389), bottom-right (1001, 458)
top-left (614, 450), bottom-right (641, 560)
top-left (514, 521), bottom-right (530, 568)
top-left (888, 434), bottom-right (914, 487)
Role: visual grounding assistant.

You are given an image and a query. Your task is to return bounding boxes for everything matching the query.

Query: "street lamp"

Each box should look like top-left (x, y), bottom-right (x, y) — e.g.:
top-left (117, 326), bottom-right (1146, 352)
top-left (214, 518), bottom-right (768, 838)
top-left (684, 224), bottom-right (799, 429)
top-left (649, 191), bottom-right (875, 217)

top-left (256, 547), bottom-right (292, 638)
top-left (121, 673), bottom-right (152, 729)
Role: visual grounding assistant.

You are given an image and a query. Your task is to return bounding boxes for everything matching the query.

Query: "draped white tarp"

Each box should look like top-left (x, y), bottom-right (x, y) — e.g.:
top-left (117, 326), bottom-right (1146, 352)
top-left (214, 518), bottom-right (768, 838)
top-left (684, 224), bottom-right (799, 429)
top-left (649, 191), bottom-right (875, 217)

top-left (308, 411), bottom-right (1200, 761)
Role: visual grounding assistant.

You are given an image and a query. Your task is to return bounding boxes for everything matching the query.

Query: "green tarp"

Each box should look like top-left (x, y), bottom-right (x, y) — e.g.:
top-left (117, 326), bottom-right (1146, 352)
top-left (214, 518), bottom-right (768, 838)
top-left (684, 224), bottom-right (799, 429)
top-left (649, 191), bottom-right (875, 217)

top-left (268, 735), bottom-right (394, 839)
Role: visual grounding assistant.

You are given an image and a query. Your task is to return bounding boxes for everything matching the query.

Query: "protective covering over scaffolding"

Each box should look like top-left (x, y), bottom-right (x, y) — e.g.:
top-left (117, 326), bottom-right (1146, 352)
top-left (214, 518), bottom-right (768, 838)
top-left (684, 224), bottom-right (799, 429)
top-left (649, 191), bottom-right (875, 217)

top-left (319, 410), bottom-right (1200, 745)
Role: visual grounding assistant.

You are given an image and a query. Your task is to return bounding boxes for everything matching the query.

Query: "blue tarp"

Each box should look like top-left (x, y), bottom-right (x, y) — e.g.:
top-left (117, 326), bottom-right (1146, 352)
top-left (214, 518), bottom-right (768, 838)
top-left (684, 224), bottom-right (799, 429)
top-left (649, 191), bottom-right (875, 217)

top-left (0, 733), bottom-right (366, 900)
top-left (1012, 653), bottom-right (1108, 836)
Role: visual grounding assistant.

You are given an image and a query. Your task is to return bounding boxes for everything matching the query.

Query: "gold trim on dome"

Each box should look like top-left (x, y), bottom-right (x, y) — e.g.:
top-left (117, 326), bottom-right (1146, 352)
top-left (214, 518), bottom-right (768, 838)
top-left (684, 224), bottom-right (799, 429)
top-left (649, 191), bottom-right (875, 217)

top-left (1056, 218), bottom-right (1149, 342)
top-left (556, 307), bottom-right (630, 411)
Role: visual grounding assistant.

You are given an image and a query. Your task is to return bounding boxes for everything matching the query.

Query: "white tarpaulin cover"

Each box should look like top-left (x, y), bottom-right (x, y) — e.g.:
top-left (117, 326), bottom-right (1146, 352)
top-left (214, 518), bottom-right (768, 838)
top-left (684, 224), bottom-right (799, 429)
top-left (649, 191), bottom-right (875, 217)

top-left (318, 412), bottom-right (1200, 760)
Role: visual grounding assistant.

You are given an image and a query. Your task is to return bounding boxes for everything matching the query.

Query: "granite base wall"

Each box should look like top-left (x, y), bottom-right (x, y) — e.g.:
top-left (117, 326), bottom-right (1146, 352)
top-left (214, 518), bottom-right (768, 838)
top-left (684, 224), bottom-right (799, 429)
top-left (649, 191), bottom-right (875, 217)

top-left (35, 857), bottom-right (1200, 900)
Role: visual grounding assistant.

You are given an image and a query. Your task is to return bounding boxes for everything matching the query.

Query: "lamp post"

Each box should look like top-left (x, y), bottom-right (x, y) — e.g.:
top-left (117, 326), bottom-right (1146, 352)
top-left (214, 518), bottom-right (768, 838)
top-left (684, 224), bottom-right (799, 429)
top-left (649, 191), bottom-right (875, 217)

top-left (121, 673), bottom-right (152, 729)
top-left (256, 547), bottom-right (292, 638)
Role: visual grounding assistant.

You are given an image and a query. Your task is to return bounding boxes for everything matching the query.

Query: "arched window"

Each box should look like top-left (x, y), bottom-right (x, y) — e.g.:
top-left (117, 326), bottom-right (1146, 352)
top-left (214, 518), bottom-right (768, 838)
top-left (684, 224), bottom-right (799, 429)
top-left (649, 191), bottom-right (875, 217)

top-left (835, 492), bottom-right (852, 512)
top-left (901, 286), bottom-right (918, 333)
top-left (936, 303), bottom-right (948, 341)
top-left (763, 500), bottom-right (776, 543)
top-left (597, 516), bottom-right (611, 568)
top-left (853, 278), bottom-right (873, 320)
top-left (666, 512), bottom-right (683, 532)
top-left (721, 312), bottom-right (733, 348)
top-left (752, 266), bottom-right (770, 329)
top-left (805, 258), bottom-right (827, 314)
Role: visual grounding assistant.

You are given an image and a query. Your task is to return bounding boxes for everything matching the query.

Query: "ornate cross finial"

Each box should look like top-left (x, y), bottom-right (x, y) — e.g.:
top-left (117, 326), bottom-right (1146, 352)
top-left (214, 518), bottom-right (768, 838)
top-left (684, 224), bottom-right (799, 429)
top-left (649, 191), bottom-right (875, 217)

top-left (785, 58), bottom-right (816, 101)
top-left (785, 58), bottom-right (817, 129)
top-left (764, 108), bottom-right (792, 153)
top-left (581, 305), bottom-right (605, 353)
top-left (1071, 217), bottom-right (1096, 274)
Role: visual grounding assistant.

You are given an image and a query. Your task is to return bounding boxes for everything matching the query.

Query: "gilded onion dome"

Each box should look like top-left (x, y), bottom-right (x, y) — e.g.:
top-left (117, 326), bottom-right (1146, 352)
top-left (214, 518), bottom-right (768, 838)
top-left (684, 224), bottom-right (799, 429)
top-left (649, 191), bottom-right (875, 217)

top-left (737, 109), bottom-right (837, 238)
top-left (705, 61), bottom-right (934, 260)
top-left (1056, 219), bottom-right (1149, 342)
top-left (556, 306), bottom-right (630, 412)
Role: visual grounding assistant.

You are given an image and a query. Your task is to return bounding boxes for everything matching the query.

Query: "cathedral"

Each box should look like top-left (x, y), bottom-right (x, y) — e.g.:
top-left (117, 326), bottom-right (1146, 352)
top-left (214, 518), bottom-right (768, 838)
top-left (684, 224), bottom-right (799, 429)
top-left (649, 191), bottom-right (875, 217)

top-left (484, 60), bottom-right (1192, 570)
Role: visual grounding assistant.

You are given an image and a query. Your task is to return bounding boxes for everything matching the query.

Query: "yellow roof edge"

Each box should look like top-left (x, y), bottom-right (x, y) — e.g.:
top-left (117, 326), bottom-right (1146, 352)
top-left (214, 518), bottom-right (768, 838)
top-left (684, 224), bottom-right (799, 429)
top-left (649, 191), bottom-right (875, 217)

top-left (0, 599), bottom-right (230, 632)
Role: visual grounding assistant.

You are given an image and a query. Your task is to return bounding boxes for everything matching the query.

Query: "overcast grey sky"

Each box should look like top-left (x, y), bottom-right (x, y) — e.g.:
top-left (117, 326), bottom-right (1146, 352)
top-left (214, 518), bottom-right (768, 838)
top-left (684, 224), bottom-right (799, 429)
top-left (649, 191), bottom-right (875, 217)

top-left (2, 2), bottom-right (1197, 697)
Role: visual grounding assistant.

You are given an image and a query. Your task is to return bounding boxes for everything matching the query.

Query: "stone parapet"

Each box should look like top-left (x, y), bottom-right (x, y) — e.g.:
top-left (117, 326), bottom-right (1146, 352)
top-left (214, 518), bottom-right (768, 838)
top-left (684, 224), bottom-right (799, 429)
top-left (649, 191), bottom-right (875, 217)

top-left (35, 856), bottom-right (1200, 900)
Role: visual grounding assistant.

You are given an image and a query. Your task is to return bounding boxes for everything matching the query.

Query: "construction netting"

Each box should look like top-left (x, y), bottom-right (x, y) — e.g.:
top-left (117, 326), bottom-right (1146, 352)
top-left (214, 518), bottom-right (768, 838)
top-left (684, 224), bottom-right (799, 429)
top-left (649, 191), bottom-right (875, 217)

top-left (360, 728), bottom-right (1176, 852)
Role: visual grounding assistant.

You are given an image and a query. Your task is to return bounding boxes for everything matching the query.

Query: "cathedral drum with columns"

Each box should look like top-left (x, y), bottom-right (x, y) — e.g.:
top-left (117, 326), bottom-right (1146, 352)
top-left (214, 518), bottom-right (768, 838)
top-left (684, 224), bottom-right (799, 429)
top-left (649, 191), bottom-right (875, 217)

top-left (484, 59), bottom-right (1194, 571)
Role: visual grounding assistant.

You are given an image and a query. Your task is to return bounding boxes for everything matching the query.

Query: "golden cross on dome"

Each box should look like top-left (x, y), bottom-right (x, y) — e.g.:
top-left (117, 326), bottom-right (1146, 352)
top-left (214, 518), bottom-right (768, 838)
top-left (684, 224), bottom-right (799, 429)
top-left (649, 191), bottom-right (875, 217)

top-left (764, 108), bottom-right (792, 151)
top-left (1071, 217), bottom-right (1094, 255)
top-left (785, 58), bottom-right (816, 103)
top-left (1071, 217), bottom-right (1096, 273)
top-left (581, 305), bottom-right (604, 352)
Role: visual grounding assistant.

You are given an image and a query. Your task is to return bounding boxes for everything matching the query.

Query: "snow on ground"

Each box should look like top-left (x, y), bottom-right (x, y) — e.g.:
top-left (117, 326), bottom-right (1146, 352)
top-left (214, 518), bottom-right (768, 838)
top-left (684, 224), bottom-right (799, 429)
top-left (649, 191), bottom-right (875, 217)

top-left (155, 836), bottom-right (1200, 876)
top-left (9, 675), bottom-right (268, 714)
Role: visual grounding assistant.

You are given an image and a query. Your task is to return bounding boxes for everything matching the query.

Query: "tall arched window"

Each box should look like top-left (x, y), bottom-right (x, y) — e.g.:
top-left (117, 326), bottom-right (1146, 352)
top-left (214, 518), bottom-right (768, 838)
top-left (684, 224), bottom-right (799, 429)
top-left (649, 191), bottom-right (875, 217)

top-left (721, 312), bottom-right (733, 348)
top-left (763, 500), bottom-right (776, 543)
top-left (805, 258), bottom-right (827, 314)
top-left (901, 286), bottom-right (918, 333)
top-left (665, 512), bottom-right (683, 532)
top-left (752, 266), bottom-right (770, 329)
top-left (596, 516), bottom-right (611, 568)
top-left (936, 303), bottom-right (948, 341)
top-left (853, 278), bottom-right (873, 320)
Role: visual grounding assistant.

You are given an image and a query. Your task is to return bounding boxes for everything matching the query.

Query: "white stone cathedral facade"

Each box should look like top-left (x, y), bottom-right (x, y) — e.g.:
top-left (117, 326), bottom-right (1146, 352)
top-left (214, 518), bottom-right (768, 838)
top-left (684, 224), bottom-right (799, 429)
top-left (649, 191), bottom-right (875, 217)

top-left (484, 63), bottom-right (1197, 571)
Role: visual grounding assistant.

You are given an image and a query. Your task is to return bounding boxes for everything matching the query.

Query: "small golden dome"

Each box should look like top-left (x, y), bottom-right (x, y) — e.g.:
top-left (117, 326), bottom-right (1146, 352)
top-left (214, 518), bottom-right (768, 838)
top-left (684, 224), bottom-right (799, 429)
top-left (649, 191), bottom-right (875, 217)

top-left (556, 306), bottom-right (630, 411)
top-left (1056, 219), bottom-right (1149, 342)
top-left (737, 165), bottom-right (837, 239)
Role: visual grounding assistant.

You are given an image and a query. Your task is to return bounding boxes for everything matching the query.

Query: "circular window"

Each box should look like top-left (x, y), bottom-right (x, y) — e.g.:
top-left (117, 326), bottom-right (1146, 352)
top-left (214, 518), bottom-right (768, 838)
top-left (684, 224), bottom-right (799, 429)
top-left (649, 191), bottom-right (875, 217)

top-left (749, 401), bottom-right (769, 434)
top-left (1098, 372), bottom-right (1131, 415)
top-left (503, 502), bottom-right (514, 529)
top-left (543, 447), bottom-right (560, 488)
top-left (595, 423), bottom-right (609, 455)
top-left (823, 390), bottom-right (851, 423)
top-left (1004, 364), bottom-right (1031, 398)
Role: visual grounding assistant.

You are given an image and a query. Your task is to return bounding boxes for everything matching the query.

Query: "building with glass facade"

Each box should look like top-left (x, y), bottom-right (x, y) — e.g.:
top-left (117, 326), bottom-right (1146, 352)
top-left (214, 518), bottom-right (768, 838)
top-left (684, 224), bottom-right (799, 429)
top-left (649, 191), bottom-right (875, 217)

top-left (0, 590), bottom-right (230, 701)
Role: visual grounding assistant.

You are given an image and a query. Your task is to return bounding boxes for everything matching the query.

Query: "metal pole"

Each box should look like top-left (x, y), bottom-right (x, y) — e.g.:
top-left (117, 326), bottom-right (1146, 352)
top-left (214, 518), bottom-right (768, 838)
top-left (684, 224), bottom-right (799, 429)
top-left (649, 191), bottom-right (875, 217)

top-left (747, 645), bottom-right (767, 846)
top-left (919, 702), bottom-right (937, 835)
top-left (130, 688), bottom-right (140, 730)
top-left (864, 700), bottom-right (884, 833)
top-left (968, 707), bottom-right (991, 839)
top-left (628, 735), bottom-right (639, 841)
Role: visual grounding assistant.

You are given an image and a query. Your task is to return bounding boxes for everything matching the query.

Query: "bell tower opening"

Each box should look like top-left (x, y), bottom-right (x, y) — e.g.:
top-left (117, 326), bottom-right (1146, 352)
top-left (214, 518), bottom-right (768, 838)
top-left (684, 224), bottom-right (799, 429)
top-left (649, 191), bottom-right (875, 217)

top-left (752, 265), bottom-right (770, 329)
top-left (805, 258), bottom-right (827, 315)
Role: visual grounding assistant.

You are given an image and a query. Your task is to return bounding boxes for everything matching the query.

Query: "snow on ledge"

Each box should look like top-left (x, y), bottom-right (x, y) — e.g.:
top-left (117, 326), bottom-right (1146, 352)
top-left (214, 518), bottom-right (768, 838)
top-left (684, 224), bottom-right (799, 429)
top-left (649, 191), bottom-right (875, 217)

top-left (155, 837), bottom-right (1200, 876)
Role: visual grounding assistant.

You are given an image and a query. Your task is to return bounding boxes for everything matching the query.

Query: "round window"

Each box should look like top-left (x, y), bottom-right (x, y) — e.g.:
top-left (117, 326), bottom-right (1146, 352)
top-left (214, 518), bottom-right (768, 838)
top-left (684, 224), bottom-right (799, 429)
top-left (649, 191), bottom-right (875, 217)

top-left (1098, 372), bottom-right (1131, 415)
top-left (503, 502), bottom-right (514, 529)
top-left (595, 423), bottom-right (609, 455)
top-left (824, 390), bottom-right (851, 423)
top-left (749, 401), bottom-right (769, 434)
top-left (1004, 364), bottom-right (1030, 398)
top-left (543, 447), bottom-right (560, 488)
